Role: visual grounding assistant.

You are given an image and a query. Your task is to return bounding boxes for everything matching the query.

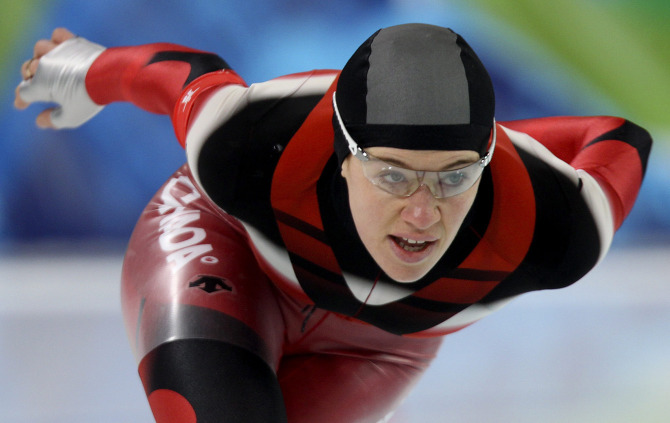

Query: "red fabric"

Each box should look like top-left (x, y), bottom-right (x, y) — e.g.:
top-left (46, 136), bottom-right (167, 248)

top-left (147, 390), bottom-right (197, 423)
top-left (502, 116), bottom-right (645, 229)
top-left (271, 74), bottom-right (338, 232)
top-left (172, 70), bottom-right (246, 147)
top-left (501, 116), bottom-right (626, 163)
top-left (123, 167), bottom-right (443, 422)
top-left (571, 140), bottom-right (642, 229)
top-left (86, 44), bottom-right (205, 114)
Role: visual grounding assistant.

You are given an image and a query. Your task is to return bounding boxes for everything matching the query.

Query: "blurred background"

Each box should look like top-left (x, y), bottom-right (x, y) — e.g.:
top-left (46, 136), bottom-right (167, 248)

top-left (1, 0), bottom-right (668, 422)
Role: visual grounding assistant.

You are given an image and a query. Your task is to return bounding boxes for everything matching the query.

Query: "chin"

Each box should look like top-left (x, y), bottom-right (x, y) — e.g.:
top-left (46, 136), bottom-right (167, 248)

top-left (384, 266), bottom-right (431, 283)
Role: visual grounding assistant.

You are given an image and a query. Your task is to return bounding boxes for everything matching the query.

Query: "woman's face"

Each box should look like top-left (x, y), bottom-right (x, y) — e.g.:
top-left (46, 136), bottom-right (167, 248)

top-left (341, 147), bottom-right (482, 283)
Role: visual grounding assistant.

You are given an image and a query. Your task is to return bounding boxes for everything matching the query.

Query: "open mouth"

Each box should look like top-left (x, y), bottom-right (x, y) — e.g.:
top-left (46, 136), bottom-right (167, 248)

top-left (392, 236), bottom-right (433, 253)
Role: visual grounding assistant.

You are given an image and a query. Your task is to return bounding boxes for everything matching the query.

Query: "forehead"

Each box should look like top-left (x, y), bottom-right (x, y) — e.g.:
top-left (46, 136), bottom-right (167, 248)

top-left (364, 146), bottom-right (480, 171)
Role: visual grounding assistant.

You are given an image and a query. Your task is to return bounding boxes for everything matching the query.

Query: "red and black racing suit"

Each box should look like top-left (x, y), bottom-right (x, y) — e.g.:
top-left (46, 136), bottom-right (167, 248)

top-left (83, 43), bottom-right (651, 422)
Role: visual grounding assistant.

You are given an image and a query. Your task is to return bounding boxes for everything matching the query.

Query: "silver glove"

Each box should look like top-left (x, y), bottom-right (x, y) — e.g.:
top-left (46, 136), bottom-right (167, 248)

top-left (18, 37), bottom-right (106, 129)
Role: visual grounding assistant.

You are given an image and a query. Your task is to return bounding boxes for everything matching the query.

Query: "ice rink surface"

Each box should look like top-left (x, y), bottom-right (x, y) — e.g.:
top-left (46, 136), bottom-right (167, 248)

top-left (1, 245), bottom-right (669, 422)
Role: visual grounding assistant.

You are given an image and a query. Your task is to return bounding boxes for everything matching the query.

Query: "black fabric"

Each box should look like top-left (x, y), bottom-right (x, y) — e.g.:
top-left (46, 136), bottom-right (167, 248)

top-left (456, 33), bottom-right (496, 128)
top-left (345, 122), bottom-right (492, 154)
top-left (587, 119), bottom-right (653, 176)
top-left (334, 29), bottom-right (380, 126)
top-left (480, 146), bottom-right (602, 303)
top-left (141, 339), bottom-right (287, 422)
top-left (147, 51), bottom-right (230, 87)
top-left (197, 94), bottom-right (323, 246)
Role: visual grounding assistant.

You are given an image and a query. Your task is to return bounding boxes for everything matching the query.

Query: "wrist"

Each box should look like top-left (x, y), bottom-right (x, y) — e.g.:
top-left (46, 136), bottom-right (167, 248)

top-left (172, 69), bottom-right (247, 147)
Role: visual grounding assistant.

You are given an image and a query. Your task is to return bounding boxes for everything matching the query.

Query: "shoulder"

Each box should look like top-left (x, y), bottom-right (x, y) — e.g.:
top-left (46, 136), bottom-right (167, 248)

top-left (487, 123), bottom-right (610, 288)
top-left (177, 70), bottom-right (339, 242)
top-left (247, 70), bottom-right (339, 100)
top-left (500, 123), bottom-right (613, 259)
top-left (184, 70), bottom-right (339, 166)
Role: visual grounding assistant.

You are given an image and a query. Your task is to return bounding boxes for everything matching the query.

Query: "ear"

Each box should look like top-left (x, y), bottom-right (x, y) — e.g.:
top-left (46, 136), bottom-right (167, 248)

top-left (340, 155), bottom-right (351, 179)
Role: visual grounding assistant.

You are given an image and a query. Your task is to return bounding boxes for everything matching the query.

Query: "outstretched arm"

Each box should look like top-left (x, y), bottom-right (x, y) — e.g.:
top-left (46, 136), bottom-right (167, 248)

top-left (502, 116), bottom-right (652, 229)
top-left (14, 28), bottom-right (246, 144)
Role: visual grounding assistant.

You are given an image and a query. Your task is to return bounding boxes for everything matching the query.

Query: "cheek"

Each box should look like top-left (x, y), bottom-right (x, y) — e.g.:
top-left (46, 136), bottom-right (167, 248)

top-left (452, 194), bottom-right (476, 213)
top-left (441, 184), bottom-right (480, 224)
top-left (344, 172), bottom-right (393, 240)
top-left (348, 180), bottom-right (383, 226)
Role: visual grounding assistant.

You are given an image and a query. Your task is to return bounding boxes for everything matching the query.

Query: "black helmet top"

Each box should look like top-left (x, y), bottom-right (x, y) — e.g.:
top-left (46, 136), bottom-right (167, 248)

top-left (334, 23), bottom-right (495, 164)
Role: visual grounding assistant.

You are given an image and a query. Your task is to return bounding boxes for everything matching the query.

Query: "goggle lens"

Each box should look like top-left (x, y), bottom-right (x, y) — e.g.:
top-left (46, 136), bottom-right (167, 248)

top-left (333, 92), bottom-right (496, 199)
top-left (360, 156), bottom-right (486, 198)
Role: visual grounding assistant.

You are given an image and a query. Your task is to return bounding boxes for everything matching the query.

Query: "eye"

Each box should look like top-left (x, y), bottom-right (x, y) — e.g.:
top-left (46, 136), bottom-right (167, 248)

top-left (440, 171), bottom-right (466, 186)
top-left (381, 171), bottom-right (408, 184)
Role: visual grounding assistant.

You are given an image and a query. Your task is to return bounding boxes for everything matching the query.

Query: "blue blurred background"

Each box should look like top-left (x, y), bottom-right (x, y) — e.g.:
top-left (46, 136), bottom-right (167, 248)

top-left (1, 1), bottom-right (669, 422)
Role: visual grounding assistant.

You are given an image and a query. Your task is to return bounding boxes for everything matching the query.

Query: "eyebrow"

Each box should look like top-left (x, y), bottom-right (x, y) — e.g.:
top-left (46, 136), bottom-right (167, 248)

top-left (374, 155), bottom-right (478, 171)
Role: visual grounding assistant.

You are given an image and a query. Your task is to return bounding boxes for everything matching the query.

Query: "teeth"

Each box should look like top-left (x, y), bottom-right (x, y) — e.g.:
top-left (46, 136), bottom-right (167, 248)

top-left (396, 237), bottom-right (430, 252)
top-left (403, 238), bottom-right (426, 245)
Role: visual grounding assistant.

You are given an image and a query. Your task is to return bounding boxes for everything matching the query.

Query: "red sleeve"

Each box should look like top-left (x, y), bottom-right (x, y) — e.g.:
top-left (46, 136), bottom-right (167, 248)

top-left (502, 116), bottom-right (652, 229)
top-left (84, 43), bottom-right (247, 145)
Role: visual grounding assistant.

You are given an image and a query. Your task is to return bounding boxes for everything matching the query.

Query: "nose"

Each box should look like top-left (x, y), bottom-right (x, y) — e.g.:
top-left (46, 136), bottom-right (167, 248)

top-left (400, 185), bottom-right (441, 230)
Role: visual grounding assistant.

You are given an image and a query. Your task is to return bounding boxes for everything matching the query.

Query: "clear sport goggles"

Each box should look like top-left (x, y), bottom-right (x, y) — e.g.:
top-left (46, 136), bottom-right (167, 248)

top-left (333, 93), bottom-right (496, 199)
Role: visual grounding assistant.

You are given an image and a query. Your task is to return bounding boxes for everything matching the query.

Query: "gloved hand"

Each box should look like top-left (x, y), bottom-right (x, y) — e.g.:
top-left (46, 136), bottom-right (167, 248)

top-left (15, 28), bottom-right (106, 129)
